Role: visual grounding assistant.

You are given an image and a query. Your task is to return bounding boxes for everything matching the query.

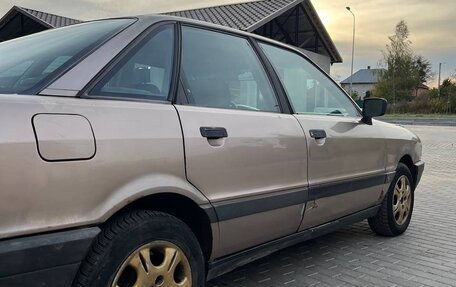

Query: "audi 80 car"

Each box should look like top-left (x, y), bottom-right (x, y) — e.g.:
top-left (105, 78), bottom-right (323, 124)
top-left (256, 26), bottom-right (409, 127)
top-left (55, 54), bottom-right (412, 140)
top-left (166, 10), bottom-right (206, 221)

top-left (0, 16), bottom-right (424, 287)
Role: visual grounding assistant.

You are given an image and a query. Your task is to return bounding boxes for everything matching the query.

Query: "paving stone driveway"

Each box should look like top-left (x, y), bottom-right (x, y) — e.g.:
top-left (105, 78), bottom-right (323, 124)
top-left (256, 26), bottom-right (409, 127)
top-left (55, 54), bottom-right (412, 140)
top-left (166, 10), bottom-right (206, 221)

top-left (208, 125), bottom-right (456, 287)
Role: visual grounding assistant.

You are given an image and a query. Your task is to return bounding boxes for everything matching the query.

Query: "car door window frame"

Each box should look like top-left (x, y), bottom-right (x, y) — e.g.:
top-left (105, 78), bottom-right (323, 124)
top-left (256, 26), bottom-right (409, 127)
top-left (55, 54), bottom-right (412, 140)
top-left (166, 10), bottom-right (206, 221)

top-left (81, 21), bottom-right (179, 104)
top-left (176, 23), bottom-right (292, 114)
top-left (254, 40), bottom-right (362, 117)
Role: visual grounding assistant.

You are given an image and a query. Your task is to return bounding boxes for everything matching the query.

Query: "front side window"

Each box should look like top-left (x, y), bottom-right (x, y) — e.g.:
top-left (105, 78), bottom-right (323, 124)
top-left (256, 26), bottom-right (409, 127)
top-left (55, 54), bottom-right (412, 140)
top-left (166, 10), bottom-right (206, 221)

top-left (0, 19), bottom-right (135, 94)
top-left (180, 26), bottom-right (279, 113)
top-left (260, 43), bottom-right (359, 117)
top-left (90, 25), bottom-right (174, 101)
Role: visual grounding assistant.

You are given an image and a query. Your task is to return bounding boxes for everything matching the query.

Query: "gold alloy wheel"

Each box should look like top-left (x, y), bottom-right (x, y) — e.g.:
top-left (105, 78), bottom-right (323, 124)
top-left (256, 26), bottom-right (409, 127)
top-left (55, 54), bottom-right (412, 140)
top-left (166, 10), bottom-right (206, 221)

top-left (392, 175), bottom-right (412, 226)
top-left (112, 241), bottom-right (192, 287)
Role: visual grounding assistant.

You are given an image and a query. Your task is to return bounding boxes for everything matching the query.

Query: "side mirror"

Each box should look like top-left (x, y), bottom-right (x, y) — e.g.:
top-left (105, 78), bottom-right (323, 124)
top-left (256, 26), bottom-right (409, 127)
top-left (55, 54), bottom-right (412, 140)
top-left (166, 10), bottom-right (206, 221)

top-left (361, 98), bottom-right (387, 125)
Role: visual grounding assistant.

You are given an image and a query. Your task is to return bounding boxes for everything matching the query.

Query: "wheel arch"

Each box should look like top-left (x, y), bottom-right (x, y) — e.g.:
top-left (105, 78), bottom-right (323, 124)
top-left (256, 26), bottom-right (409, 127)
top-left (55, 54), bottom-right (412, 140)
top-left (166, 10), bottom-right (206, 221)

top-left (108, 192), bottom-right (214, 263)
top-left (398, 155), bottom-right (417, 187)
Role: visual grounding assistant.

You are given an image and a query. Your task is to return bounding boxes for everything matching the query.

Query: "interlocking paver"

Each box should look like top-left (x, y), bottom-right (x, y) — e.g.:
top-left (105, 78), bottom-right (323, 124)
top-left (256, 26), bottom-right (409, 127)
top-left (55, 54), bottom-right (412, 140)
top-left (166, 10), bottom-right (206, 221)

top-left (208, 125), bottom-right (456, 287)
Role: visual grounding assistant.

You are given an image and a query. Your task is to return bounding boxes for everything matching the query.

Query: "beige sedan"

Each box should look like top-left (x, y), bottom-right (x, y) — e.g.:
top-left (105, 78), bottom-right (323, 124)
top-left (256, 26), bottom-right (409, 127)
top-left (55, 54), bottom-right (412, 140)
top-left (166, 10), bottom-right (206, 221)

top-left (0, 15), bottom-right (423, 287)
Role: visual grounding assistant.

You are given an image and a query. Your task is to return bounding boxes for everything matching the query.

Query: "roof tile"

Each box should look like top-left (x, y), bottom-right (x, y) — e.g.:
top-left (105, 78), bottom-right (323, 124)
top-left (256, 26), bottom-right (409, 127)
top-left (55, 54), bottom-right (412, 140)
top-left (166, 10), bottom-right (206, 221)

top-left (340, 68), bottom-right (385, 84)
top-left (166, 0), bottom-right (296, 31)
top-left (18, 6), bottom-right (81, 28)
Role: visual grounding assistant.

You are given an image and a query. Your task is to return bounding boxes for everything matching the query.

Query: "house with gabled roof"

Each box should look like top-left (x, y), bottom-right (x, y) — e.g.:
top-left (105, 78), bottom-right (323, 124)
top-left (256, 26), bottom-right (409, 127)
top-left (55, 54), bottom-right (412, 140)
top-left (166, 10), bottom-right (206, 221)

top-left (0, 0), bottom-right (341, 73)
top-left (0, 5), bottom-right (82, 40)
top-left (340, 66), bottom-right (385, 99)
top-left (166, 0), bottom-right (342, 71)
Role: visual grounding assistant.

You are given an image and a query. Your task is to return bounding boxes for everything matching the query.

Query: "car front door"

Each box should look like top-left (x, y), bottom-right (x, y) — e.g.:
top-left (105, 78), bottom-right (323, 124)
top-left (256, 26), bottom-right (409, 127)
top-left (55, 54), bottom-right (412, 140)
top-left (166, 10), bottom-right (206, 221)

top-left (175, 26), bottom-right (308, 257)
top-left (259, 43), bottom-right (387, 231)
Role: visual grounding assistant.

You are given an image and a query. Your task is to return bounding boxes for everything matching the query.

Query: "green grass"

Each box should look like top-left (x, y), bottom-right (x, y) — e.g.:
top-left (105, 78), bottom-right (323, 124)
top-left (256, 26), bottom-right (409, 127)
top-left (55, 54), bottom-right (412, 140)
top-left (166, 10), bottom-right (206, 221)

top-left (384, 113), bottom-right (456, 119)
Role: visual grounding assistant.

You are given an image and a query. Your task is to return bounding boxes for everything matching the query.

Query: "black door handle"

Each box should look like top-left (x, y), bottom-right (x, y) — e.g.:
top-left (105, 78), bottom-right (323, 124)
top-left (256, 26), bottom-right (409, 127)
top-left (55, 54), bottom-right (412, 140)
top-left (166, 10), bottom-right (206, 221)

top-left (309, 129), bottom-right (326, 140)
top-left (200, 127), bottom-right (228, 139)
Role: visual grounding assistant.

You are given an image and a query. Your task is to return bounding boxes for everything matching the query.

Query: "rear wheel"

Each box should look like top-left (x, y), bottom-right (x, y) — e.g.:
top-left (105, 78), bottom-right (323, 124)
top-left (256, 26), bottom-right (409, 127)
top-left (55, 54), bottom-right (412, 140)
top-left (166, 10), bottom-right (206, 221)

top-left (73, 210), bottom-right (205, 287)
top-left (368, 163), bottom-right (414, 236)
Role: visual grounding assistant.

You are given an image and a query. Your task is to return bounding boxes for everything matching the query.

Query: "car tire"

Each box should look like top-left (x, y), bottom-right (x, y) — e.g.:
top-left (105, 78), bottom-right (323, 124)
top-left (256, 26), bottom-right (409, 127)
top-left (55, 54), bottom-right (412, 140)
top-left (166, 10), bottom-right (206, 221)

top-left (73, 210), bottom-right (205, 287)
top-left (368, 163), bottom-right (414, 236)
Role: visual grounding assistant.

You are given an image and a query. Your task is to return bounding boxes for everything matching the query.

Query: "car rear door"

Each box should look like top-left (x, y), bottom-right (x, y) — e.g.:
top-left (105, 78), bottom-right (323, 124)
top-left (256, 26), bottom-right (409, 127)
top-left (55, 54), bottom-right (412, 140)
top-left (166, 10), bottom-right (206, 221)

top-left (259, 43), bottom-right (387, 231)
top-left (175, 26), bottom-right (308, 257)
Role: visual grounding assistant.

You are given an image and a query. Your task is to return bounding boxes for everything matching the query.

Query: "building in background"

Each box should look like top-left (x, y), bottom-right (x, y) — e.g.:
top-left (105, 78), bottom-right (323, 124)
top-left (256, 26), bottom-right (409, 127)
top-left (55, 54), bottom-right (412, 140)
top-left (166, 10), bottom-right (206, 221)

top-left (0, 6), bottom-right (81, 41)
top-left (166, 0), bottom-right (342, 72)
top-left (0, 0), bottom-right (341, 73)
top-left (413, 84), bottom-right (430, 97)
top-left (340, 66), bottom-right (385, 99)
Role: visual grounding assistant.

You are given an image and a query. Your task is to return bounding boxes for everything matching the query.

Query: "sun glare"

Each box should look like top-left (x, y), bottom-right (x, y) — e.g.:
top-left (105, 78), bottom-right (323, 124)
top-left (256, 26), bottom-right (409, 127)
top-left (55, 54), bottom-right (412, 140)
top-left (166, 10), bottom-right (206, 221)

top-left (318, 10), bottom-right (332, 25)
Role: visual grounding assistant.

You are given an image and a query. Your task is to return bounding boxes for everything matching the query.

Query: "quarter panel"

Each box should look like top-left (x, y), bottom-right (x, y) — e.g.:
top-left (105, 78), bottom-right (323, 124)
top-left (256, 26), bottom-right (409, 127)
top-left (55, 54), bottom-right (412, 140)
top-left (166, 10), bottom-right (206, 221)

top-left (32, 113), bottom-right (96, 161)
top-left (0, 94), bottom-right (207, 239)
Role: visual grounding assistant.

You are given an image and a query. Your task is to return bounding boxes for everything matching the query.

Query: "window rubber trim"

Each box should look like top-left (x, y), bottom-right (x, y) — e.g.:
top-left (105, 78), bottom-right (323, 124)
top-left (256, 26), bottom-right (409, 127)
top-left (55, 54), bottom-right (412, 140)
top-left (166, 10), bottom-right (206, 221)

top-left (253, 39), bottom-right (363, 116)
top-left (30, 18), bottom-right (139, 96)
top-left (249, 38), bottom-right (293, 114)
top-left (170, 22), bottom-right (184, 104)
top-left (175, 23), bottom-right (286, 114)
top-left (79, 21), bottom-right (178, 104)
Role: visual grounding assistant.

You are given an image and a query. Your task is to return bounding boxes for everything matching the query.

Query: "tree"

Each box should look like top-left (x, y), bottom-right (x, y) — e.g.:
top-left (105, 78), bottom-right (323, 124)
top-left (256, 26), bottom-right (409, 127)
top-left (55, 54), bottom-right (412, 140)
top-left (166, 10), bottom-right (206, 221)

top-left (450, 70), bottom-right (456, 88)
top-left (350, 90), bottom-right (359, 100)
top-left (440, 78), bottom-right (456, 113)
top-left (413, 55), bottom-right (433, 85)
top-left (411, 55), bottom-right (433, 96)
top-left (373, 21), bottom-right (432, 103)
top-left (441, 78), bottom-right (455, 98)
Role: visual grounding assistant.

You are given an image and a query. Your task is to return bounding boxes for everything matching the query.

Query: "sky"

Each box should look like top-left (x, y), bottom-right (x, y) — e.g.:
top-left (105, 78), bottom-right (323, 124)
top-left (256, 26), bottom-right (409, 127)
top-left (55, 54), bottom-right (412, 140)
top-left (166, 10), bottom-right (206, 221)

top-left (1, 0), bottom-right (454, 86)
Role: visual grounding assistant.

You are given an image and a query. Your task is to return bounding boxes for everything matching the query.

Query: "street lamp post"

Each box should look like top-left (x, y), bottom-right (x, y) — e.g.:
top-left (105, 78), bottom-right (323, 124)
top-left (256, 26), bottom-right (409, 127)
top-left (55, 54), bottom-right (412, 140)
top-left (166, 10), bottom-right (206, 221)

top-left (346, 7), bottom-right (355, 97)
top-left (438, 62), bottom-right (443, 97)
top-left (448, 84), bottom-right (452, 114)
top-left (392, 59), bottom-right (396, 114)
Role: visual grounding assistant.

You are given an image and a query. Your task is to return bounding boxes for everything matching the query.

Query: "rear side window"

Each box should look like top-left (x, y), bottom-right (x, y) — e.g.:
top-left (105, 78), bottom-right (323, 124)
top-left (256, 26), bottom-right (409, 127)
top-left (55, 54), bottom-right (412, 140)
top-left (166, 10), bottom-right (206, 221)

top-left (0, 19), bottom-right (135, 94)
top-left (90, 25), bottom-right (175, 101)
top-left (260, 43), bottom-right (359, 117)
top-left (180, 26), bottom-right (279, 113)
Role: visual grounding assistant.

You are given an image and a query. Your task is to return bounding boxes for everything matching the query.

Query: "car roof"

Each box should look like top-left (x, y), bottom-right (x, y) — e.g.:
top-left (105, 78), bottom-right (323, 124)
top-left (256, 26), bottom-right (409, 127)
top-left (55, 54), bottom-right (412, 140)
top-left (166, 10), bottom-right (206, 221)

top-left (98, 14), bottom-right (310, 60)
top-left (41, 14), bottom-right (340, 100)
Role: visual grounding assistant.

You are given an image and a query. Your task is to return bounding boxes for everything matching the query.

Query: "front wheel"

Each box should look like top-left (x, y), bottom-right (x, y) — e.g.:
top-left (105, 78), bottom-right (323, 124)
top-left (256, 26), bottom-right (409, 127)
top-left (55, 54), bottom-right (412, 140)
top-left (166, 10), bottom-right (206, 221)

top-left (73, 210), bottom-right (205, 287)
top-left (369, 163), bottom-right (414, 236)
